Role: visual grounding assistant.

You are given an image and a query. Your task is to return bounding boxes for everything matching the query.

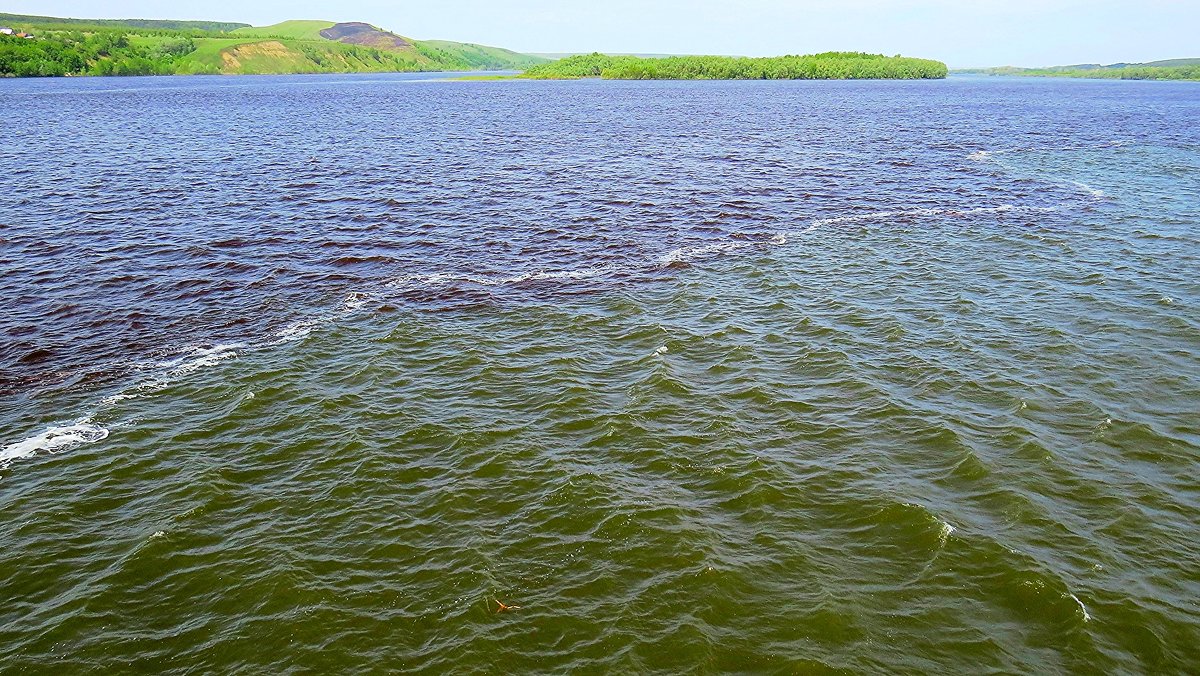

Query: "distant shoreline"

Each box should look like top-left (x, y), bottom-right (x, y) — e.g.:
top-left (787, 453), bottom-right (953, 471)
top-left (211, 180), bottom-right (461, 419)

top-left (952, 59), bottom-right (1199, 82)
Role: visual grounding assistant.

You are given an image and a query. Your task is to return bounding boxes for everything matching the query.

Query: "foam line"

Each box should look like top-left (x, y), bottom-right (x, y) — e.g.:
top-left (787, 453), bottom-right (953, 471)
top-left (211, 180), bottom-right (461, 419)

top-left (1, 202), bottom-right (1064, 471)
top-left (967, 140), bottom-right (1131, 159)
top-left (1, 421), bottom-right (109, 468)
top-left (387, 265), bottom-right (617, 291)
top-left (270, 292), bottom-right (369, 344)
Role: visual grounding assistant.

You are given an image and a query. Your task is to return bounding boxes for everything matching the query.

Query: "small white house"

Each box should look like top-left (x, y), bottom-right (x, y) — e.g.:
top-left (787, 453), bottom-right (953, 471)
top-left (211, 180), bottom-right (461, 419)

top-left (0, 27), bottom-right (15, 35)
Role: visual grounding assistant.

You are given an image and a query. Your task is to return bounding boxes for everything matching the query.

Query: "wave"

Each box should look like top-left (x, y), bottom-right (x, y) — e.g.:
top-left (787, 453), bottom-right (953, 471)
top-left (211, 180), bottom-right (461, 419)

top-left (0, 288), bottom-right (393, 471)
top-left (1, 421), bottom-right (109, 469)
top-left (1069, 180), bottom-right (1107, 199)
top-left (798, 204), bottom-right (1057, 236)
top-left (967, 142), bottom-right (1127, 200)
top-left (100, 342), bottom-right (246, 407)
top-left (269, 292), bottom-right (369, 344)
top-left (967, 140), bottom-right (1132, 159)
top-left (2, 342), bottom-right (247, 470)
top-left (1, 202), bottom-right (1064, 471)
top-left (387, 265), bottom-right (618, 291)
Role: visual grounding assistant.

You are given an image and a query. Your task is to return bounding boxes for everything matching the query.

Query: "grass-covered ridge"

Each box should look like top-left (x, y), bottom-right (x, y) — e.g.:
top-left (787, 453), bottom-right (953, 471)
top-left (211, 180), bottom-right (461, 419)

top-left (522, 52), bottom-right (948, 80)
top-left (0, 14), bottom-right (546, 77)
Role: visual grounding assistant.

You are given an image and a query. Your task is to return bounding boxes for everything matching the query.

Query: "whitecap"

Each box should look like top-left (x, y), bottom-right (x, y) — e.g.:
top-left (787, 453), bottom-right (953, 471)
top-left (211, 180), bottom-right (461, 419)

top-left (972, 140), bottom-right (1133, 157)
top-left (1, 422), bottom-right (109, 468)
top-left (938, 521), bottom-right (956, 545)
top-left (1069, 180), bottom-right (1106, 199)
top-left (162, 343), bottom-right (243, 378)
top-left (270, 292), bottom-right (369, 344)
top-left (659, 240), bottom-right (755, 264)
top-left (1069, 592), bottom-right (1092, 622)
top-left (800, 205), bottom-right (1052, 235)
top-left (388, 265), bottom-right (615, 290)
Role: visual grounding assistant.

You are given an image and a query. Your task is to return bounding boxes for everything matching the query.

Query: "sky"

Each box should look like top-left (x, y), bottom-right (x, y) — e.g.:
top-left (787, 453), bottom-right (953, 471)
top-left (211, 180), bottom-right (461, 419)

top-left (5, 0), bottom-right (1199, 68)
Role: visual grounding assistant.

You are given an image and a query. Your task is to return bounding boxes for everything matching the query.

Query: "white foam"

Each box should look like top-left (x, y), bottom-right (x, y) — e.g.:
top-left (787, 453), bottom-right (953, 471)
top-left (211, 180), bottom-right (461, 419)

top-left (660, 205), bottom-right (1057, 265)
top-left (162, 343), bottom-right (243, 378)
top-left (969, 143), bottom-right (1119, 200)
top-left (1069, 592), bottom-right (1092, 622)
top-left (798, 205), bottom-right (1054, 235)
top-left (5, 295), bottom-right (374, 472)
top-left (938, 521), bottom-right (956, 544)
top-left (99, 392), bottom-right (138, 406)
top-left (273, 320), bottom-right (319, 343)
top-left (1, 421), bottom-right (109, 467)
top-left (1070, 180), bottom-right (1107, 199)
top-left (968, 140), bottom-right (1132, 159)
top-left (388, 265), bottom-right (615, 290)
top-left (270, 292), bottom-right (369, 344)
top-left (659, 240), bottom-right (755, 264)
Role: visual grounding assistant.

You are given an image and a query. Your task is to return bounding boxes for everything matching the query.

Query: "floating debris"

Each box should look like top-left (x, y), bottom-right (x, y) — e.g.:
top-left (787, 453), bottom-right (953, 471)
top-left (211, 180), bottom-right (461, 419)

top-left (493, 599), bottom-right (522, 613)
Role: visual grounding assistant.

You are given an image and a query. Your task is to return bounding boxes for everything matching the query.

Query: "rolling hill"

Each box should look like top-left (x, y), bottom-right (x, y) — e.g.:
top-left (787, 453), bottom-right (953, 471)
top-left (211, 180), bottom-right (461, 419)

top-left (0, 14), bottom-right (547, 76)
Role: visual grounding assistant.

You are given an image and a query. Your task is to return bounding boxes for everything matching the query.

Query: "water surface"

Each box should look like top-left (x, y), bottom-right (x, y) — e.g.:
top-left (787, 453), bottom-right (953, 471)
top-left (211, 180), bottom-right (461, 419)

top-left (1, 73), bottom-right (1198, 672)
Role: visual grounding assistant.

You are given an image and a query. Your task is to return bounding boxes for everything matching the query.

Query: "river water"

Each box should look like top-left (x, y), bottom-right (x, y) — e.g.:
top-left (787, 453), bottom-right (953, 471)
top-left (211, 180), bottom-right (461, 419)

top-left (1, 73), bottom-right (1198, 672)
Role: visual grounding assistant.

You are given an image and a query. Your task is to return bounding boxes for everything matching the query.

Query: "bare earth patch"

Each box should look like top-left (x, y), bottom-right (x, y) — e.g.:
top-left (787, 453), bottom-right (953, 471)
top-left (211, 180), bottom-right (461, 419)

top-left (220, 41), bottom-right (295, 72)
top-left (319, 22), bottom-right (412, 51)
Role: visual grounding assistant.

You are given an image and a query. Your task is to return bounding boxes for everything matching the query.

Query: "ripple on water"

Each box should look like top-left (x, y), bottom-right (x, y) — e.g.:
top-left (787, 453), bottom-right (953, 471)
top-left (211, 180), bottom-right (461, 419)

top-left (0, 75), bottom-right (1198, 673)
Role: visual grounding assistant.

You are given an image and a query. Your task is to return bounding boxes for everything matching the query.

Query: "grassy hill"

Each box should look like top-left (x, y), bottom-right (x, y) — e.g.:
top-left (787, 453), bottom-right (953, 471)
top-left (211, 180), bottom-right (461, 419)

top-left (0, 14), bottom-right (547, 77)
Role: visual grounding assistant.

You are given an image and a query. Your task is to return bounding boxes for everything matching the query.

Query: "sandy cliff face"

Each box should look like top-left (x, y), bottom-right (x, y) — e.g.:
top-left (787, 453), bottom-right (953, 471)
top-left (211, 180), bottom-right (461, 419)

top-left (220, 41), bottom-right (293, 71)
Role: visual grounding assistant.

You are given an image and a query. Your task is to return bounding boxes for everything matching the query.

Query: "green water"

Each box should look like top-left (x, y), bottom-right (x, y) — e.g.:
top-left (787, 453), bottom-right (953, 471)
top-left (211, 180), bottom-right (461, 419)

top-left (7, 244), bottom-right (1198, 671)
top-left (2, 75), bottom-right (1198, 672)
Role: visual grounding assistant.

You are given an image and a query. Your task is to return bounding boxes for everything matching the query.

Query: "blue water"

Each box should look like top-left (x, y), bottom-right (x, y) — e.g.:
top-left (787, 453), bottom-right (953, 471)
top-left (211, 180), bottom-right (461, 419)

top-left (1, 73), bottom-right (1198, 672)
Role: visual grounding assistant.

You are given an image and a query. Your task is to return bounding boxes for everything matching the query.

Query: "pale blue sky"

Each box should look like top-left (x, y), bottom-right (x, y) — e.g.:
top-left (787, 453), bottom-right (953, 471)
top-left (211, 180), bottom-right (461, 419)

top-left (6, 0), bottom-right (1198, 67)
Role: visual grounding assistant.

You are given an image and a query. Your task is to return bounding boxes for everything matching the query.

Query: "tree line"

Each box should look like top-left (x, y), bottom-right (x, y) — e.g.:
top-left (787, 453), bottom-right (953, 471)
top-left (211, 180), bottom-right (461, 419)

top-left (0, 30), bottom-right (198, 76)
top-left (1009, 65), bottom-right (1200, 81)
top-left (522, 52), bottom-right (948, 80)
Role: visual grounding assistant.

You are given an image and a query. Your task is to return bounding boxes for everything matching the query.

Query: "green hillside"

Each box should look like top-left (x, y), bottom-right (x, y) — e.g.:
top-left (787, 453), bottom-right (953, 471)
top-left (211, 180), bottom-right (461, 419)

top-left (0, 14), bottom-right (546, 77)
top-left (421, 40), bottom-right (548, 70)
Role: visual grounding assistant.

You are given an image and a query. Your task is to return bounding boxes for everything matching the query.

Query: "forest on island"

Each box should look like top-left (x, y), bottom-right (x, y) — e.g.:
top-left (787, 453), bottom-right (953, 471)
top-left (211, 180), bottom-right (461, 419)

top-left (521, 52), bottom-right (949, 80)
